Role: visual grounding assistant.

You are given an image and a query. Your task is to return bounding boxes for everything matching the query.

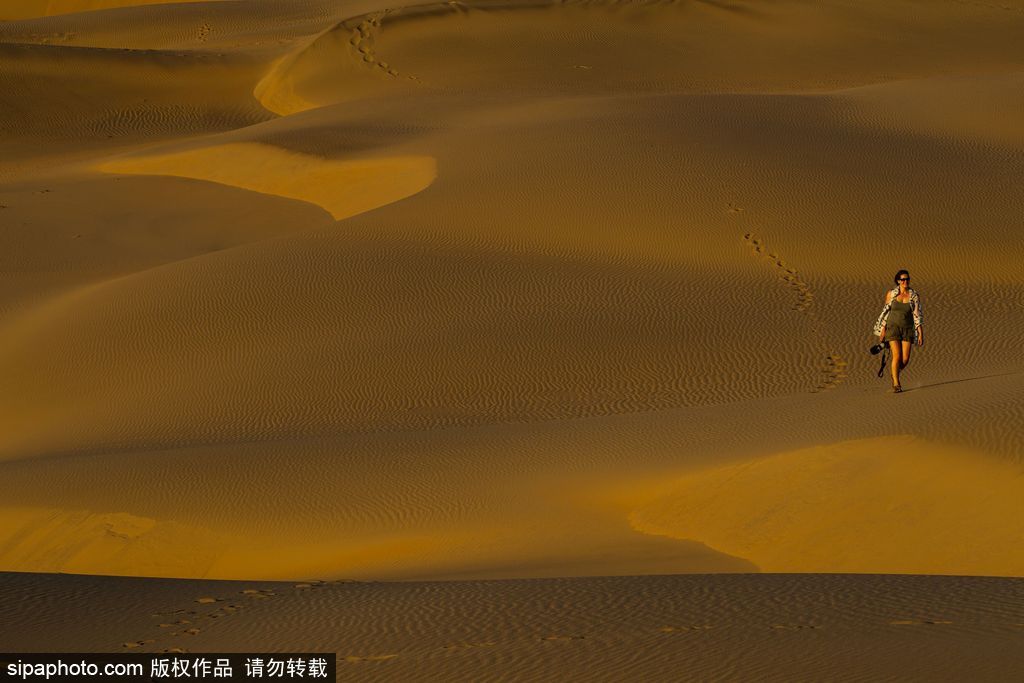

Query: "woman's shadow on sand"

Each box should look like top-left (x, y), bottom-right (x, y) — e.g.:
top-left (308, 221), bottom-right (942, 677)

top-left (898, 370), bottom-right (1021, 393)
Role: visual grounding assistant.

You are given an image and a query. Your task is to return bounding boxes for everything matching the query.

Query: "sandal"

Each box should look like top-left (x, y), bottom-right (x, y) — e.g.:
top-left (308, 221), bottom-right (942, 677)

top-left (892, 384), bottom-right (902, 393)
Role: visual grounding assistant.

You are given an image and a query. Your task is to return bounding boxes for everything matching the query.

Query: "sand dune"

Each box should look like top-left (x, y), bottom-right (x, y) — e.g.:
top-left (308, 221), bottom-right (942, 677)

top-left (0, 372), bottom-right (1021, 580)
top-left (3, 85), bottom-right (1022, 468)
top-left (1, 0), bottom-right (1023, 642)
top-left (3, 0), bottom-right (1024, 674)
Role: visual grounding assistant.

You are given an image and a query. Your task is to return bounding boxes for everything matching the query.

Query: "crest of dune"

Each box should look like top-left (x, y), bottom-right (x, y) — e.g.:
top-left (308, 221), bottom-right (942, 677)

top-left (253, 38), bottom-right (328, 117)
top-left (97, 142), bottom-right (437, 221)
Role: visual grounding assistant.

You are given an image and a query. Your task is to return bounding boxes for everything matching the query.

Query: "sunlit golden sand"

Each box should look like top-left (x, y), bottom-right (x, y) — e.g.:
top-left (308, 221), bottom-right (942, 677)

top-left (1, 0), bottom-right (1023, 677)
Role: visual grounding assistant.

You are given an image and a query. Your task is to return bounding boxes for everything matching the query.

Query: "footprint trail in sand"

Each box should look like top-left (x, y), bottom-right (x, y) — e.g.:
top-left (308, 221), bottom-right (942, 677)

top-left (743, 230), bottom-right (848, 392)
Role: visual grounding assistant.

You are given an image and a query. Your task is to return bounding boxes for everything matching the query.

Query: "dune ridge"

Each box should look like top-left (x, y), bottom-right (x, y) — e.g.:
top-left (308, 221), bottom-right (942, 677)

top-left (98, 142), bottom-right (437, 219)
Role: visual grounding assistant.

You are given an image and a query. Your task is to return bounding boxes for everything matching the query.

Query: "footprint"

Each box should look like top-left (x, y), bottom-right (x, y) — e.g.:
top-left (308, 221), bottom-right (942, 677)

top-left (815, 352), bottom-right (849, 391)
top-left (157, 620), bottom-right (189, 628)
top-left (143, 592), bottom-right (260, 650)
top-left (770, 624), bottom-right (821, 630)
top-left (122, 639), bottom-right (155, 649)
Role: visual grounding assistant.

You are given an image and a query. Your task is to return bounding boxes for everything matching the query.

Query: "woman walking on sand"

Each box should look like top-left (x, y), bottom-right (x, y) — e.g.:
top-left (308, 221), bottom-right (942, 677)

top-left (873, 269), bottom-right (923, 393)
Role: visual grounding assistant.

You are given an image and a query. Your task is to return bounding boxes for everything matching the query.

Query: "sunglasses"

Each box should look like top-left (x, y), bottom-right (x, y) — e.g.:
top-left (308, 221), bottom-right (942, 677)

top-left (898, 277), bottom-right (910, 282)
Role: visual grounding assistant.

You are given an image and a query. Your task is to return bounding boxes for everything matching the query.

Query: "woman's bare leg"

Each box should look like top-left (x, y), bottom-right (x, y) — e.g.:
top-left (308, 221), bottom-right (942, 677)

top-left (900, 341), bottom-right (913, 369)
top-left (889, 340), bottom-right (902, 387)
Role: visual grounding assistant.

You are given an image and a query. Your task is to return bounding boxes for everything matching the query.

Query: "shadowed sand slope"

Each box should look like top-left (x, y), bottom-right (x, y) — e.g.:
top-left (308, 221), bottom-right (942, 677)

top-left (1, 0), bottom-right (232, 21)
top-left (0, 0), bottom-right (1023, 585)
top-left (3, 572), bottom-right (1024, 681)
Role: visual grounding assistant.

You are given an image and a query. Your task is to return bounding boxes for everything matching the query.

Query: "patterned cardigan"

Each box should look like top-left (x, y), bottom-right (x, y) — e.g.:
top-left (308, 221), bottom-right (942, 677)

top-left (873, 287), bottom-right (923, 342)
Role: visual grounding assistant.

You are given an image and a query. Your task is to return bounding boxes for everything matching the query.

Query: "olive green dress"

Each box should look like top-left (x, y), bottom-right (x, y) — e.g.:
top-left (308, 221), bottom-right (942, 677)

top-left (884, 297), bottom-right (915, 342)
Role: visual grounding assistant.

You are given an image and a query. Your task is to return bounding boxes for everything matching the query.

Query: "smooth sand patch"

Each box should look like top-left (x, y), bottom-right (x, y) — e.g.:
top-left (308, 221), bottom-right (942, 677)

top-left (630, 436), bottom-right (1024, 576)
top-left (0, 507), bottom-right (227, 578)
top-left (97, 142), bottom-right (437, 220)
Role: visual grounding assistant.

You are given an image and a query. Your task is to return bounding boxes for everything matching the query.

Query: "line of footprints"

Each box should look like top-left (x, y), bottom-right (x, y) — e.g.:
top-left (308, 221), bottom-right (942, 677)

top-left (122, 581), bottom-right (350, 653)
top-left (742, 229), bottom-right (848, 391)
top-left (743, 231), bottom-right (813, 313)
top-left (344, 11), bottom-right (421, 82)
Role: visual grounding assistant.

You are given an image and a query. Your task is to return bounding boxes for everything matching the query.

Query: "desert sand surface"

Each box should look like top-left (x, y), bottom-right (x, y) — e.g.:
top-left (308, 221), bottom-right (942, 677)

top-left (3, 571), bottom-right (1024, 681)
top-left (2, 0), bottom-right (1024, 677)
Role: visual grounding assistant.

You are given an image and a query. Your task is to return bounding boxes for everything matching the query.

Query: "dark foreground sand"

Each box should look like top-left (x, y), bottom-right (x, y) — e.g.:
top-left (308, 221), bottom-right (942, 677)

top-left (3, 571), bottom-right (1024, 681)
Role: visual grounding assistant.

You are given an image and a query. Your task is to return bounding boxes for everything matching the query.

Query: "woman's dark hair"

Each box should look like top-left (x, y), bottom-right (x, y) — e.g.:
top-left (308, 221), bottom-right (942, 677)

top-left (894, 269), bottom-right (910, 285)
